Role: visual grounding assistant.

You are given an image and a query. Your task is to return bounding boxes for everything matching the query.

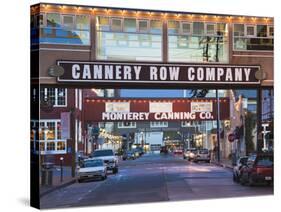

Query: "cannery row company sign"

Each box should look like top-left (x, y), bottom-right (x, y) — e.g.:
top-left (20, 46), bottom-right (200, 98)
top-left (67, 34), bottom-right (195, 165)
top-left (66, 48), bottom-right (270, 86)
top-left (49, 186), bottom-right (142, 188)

top-left (83, 98), bottom-right (230, 122)
top-left (57, 61), bottom-right (261, 86)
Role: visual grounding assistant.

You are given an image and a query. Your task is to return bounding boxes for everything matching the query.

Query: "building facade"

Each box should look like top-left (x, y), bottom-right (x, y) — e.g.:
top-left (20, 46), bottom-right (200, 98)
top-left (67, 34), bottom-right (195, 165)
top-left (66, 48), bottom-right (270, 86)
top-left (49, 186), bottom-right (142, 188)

top-left (31, 3), bottom-right (274, 164)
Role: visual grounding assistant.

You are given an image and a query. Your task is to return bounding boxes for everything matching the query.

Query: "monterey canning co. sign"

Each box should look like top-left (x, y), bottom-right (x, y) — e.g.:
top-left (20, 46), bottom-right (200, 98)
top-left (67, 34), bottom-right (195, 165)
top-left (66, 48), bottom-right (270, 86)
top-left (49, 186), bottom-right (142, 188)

top-left (57, 61), bottom-right (260, 86)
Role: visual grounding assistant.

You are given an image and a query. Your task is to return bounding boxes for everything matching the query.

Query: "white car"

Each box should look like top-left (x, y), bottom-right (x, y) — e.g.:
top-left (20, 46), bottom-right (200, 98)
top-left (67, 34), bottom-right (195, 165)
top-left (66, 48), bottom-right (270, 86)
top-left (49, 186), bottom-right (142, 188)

top-left (183, 148), bottom-right (197, 161)
top-left (77, 158), bottom-right (107, 183)
top-left (91, 149), bottom-right (119, 173)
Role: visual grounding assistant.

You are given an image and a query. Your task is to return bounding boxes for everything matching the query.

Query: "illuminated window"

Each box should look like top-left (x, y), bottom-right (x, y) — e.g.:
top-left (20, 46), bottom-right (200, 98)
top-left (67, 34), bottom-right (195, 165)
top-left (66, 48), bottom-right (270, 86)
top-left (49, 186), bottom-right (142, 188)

top-left (118, 122), bottom-right (137, 128)
top-left (57, 142), bottom-right (66, 151)
top-left (150, 122), bottom-right (168, 128)
top-left (37, 120), bottom-right (67, 154)
top-left (47, 142), bottom-right (55, 151)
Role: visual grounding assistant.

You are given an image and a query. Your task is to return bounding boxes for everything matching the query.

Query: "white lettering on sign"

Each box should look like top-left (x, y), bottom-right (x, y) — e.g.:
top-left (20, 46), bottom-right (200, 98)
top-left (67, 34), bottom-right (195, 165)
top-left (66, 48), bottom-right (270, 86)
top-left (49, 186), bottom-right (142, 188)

top-left (61, 62), bottom-right (259, 85)
top-left (102, 112), bottom-right (149, 121)
top-left (154, 112), bottom-right (195, 120)
top-left (105, 102), bottom-right (130, 112)
top-left (72, 64), bottom-right (80, 79)
top-left (191, 102), bottom-right (213, 112)
top-left (199, 112), bottom-right (213, 119)
top-left (149, 102), bottom-right (172, 113)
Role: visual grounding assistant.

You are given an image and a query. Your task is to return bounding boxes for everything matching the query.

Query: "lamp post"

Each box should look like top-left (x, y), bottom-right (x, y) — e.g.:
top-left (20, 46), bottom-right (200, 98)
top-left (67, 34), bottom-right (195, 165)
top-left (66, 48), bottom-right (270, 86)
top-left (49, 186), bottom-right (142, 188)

top-left (60, 157), bottom-right (64, 182)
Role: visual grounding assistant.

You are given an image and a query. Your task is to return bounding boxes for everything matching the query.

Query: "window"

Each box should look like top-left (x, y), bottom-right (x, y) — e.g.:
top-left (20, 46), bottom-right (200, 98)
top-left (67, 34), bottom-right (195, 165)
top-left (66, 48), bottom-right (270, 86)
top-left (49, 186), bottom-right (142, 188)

top-left (206, 23), bottom-right (216, 35)
top-left (46, 122), bottom-right (56, 140)
top-left (246, 25), bottom-right (256, 37)
top-left (257, 25), bottom-right (267, 37)
top-left (47, 142), bottom-right (55, 151)
top-left (150, 20), bottom-right (162, 34)
top-left (62, 15), bottom-right (74, 28)
top-left (40, 88), bottom-right (67, 107)
top-left (168, 21), bottom-right (180, 34)
top-left (138, 20), bottom-right (149, 33)
top-left (97, 16), bottom-right (110, 31)
top-left (36, 120), bottom-right (67, 154)
top-left (181, 22), bottom-right (192, 34)
top-left (233, 23), bottom-right (273, 51)
top-left (168, 21), bottom-right (228, 62)
top-left (181, 121), bottom-right (191, 127)
top-left (38, 13), bottom-right (90, 45)
top-left (46, 13), bottom-right (61, 27)
top-left (118, 122), bottom-right (136, 128)
top-left (193, 22), bottom-right (204, 35)
top-left (216, 23), bottom-right (226, 35)
top-left (111, 18), bottom-right (122, 31)
top-left (57, 141), bottom-right (66, 151)
top-left (268, 25), bottom-right (274, 37)
top-left (124, 18), bottom-right (136, 32)
top-left (96, 16), bottom-right (162, 61)
top-left (76, 15), bottom-right (90, 30)
top-left (233, 24), bottom-right (245, 36)
top-left (150, 122), bottom-right (168, 128)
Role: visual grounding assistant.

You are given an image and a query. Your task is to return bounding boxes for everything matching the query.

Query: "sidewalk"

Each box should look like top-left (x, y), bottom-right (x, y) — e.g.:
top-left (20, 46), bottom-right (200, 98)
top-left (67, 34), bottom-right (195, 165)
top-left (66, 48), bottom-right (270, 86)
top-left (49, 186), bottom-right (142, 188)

top-left (40, 166), bottom-right (76, 197)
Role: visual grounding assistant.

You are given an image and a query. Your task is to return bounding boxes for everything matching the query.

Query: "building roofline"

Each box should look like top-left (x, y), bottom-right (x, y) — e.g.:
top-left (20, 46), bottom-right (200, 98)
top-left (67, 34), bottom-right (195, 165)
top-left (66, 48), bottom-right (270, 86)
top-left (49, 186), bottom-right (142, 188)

top-left (31, 2), bottom-right (274, 19)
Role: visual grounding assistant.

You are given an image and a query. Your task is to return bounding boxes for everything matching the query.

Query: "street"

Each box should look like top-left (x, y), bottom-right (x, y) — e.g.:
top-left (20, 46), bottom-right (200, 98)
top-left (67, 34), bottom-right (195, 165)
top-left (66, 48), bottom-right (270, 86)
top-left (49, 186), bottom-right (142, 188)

top-left (40, 153), bottom-right (273, 209)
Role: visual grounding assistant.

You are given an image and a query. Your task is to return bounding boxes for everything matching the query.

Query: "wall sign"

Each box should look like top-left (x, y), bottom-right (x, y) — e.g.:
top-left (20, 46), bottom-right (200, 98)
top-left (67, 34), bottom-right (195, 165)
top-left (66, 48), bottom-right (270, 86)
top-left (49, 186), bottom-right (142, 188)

top-left (84, 98), bottom-right (230, 122)
top-left (57, 61), bottom-right (260, 86)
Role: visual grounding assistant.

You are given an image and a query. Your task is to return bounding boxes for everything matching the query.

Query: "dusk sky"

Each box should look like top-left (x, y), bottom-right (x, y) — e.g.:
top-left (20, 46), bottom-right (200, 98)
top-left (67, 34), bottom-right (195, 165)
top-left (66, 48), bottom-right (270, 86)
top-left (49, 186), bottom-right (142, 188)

top-left (121, 89), bottom-right (191, 98)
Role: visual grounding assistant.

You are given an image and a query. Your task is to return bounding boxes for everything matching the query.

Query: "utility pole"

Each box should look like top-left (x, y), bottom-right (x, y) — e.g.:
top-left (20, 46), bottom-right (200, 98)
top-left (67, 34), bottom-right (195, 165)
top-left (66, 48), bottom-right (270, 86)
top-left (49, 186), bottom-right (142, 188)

top-left (216, 89), bottom-right (221, 163)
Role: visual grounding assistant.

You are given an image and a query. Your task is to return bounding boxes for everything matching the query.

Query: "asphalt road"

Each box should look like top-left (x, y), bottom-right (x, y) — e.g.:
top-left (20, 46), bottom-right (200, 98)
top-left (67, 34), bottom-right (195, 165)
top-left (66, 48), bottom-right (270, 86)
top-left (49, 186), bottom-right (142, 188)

top-left (40, 153), bottom-right (273, 209)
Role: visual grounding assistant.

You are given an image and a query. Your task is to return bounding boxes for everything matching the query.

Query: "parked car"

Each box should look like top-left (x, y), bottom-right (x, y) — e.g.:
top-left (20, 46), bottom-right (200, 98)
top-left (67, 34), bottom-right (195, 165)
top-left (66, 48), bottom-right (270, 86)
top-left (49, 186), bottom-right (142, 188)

top-left (135, 147), bottom-right (144, 156)
top-left (233, 156), bottom-right (248, 182)
top-left (173, 148), bottom-right (183, 154)
top-left (77, 158), bottom-right (107, 183)
top-left (91, 149), bottom-right (119, 174)
top-left (240, 153), bottom-right (273, 186)
top-left (183, 148), bottom-right (197, 160)
top-left (122, 150), bottom-right (136, 160)
top-left (193, 149), bottom-right (210, 163)
top-left (160, 146), bottom-right (168, 154)
top-left (131, 149), bottom-right (140, 158)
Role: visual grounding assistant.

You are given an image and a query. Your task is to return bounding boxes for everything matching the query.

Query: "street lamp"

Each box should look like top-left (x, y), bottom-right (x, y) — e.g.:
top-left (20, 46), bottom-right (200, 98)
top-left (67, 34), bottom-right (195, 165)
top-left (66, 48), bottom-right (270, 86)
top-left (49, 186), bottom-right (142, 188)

top-left (60, 157), bottom-right (64, 182)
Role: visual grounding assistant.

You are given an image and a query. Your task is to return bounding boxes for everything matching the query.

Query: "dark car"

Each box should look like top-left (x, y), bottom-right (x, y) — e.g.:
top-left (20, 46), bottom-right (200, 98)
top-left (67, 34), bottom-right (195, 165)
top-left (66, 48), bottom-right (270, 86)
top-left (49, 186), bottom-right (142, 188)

top-left (135, 147), bottom-right (144, 156)
top-left (160, 146), bottom-right (168, 154)
top-left (240, 153), bottom-right (273, 186)
top-left (122, 150), bottom-right (136, 160)
top-left (233, 156), bottom-right (248, 182)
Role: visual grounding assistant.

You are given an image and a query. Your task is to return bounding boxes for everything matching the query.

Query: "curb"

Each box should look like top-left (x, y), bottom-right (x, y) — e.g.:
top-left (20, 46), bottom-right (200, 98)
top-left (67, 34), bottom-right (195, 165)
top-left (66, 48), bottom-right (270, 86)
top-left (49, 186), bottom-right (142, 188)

top-left (40, 179), bottom-right (76, 198)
